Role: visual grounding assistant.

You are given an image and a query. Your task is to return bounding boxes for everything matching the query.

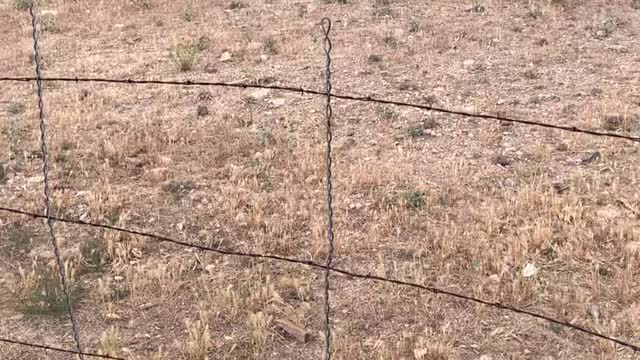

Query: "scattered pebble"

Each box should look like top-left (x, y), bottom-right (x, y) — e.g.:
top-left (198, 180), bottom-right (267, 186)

top-left (495, 155), bottom-right (513, 166)
top-left (522, 262), bottom-right (538, 278)
top-left (197, 105), bottom-right (209, 117)
top-left (219, 51), bottom-right (232, 62)
top-left (587, 304), bottom-right (599, 320)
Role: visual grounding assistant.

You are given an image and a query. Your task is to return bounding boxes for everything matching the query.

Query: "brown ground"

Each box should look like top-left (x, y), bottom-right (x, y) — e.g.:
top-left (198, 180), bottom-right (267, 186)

top-left (1, 0), bottom-right (640, 359)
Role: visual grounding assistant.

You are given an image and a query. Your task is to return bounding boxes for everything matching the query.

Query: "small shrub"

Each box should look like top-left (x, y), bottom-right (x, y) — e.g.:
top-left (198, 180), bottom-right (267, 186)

top-left (377, 106), bottom-right (397, 121)
top-left (524, 69), bottom-right (540, 79)
top-left (8, 103), bottom-right (25, 115)
top-left (170, 38), bottom-right (209, 72)
top-left (368, 54), bottom-right (383, 64)
top-left (228, 1), bottom-right (246, 9)
top-left (182, 8), bottom-right (195, 22)
top-left (633, 0), bottom-right (640, 10)
top-left (171, 44), bottom-right (198, 72)
top-left (407, 124), bottom-right (425, 139)
top-left (408, 20), bottom-right (419, 33)
top-left (373, 0), bottom-right (392, 16)
top-left (20, 268), bottom-right (82, 316)
top-left (14, 0), bottom-right (33, 10)
top-left (2, 226), bottom-right (33, 256)
top-left (79, 238), bottom-right (110, 273)
top-left (264, 36), bottom-right (278, 54)
top-left (404, 191), bottom-right (426, 209)
top-left (528, 4), bottom-right (543, 19)
top-left (383, 34), bottom-right (398, 48)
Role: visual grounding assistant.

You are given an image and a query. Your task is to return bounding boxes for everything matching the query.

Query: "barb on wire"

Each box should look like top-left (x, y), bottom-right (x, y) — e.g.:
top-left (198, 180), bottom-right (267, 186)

top-left (1, 205), bottom-right (639, 353)
top-left (0, 337), bottom-right (125, 360)
top-left (1, 76), bottom-right (639, 143)
top-left (28, 4), bottom-right (85, 359)
top-left (321, 17), bottom-right (335, 360)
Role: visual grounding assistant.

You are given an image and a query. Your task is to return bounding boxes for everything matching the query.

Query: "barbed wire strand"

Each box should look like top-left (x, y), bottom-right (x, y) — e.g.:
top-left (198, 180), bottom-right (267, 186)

top-left (1, 205), bottom-right (638, 353)
top-left (28, 5), bottom-right (85, 359)
top-left (0, 337), bottom-right (124, 360)
top-left (1, 76), bottom-right (639, 143)
top-left (321, 17), bottom-right (335, 360)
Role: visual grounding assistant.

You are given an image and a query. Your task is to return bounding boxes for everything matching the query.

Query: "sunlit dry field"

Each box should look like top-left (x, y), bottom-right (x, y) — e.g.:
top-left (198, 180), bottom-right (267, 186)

top-left (1, 0), bottom-right (640, 359)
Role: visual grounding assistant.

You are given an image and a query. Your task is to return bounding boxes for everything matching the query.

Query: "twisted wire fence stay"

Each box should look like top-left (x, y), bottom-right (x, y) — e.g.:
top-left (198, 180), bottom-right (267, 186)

top-left (1, 9), bottom-right (639, 359)
top-left (320, 17), bottom-right (335, 360)
top-left (28, 4), bottom-right (85, 359)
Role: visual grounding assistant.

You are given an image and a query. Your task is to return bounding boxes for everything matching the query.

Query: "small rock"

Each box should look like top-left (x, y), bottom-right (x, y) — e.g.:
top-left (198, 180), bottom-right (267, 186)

top-left (259, 54), bottom-right (269, 62)
top-left (556, 142), bottom-right (569, 151)
top-left (477, 355), bottom-right (493, 360)
top-left (105, 313), bottom-right (122, 320)
top-left (270, 98), bottom-right (286, 108)
top-left (503, 178), bottom-right (515, 187)
top-left (463, 59), bottom-right (476, 69)
top-left (522, 262), bottom-right (538, 278)
top-left (495, 155), bottom-right (513, 166)
top-left (581, 151), bottom-right (601, 165)
top-left (305, 175), bottom-right (318, 184)
top-left (236, 212), bottom-right (249, 227)
top-left (249, 88), bottom-right (270, 101)
top-left (204, 63), bottom-right (218, 73)
top-left (497, 98), bottom-right (507, 105)
top-left (587, 304), bottom-right (599, 320)
top-left (79, 89), bottom-right (90, 100)
top-left (197, 105), bottom-right (209, 117)
top-left (114, 276), bottom-right (124, 282)
top-left (602, 113), bottom-right (624, 130)
top-left (349, 202), bottom-right (363, 210)
top-left (422, 117), bottom-right (439, 129)
top-left (219, 51), bottom-right (232, 62)
top-left (488, 274), bottom-right (500, 283)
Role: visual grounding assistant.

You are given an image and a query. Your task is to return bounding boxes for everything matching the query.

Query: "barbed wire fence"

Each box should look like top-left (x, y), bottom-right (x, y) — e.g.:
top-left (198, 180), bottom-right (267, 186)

top-left (1, 6), bottom-right (640, 360)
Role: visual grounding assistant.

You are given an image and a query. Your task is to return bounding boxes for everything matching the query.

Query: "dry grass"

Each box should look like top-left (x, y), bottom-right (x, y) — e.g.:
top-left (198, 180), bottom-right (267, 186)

top-left (1, 0), bottom-right (640, 359)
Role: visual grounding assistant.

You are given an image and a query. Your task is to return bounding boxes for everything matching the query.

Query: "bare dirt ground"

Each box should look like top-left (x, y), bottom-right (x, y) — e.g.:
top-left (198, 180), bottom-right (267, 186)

top-left (1, 0), bottom-right (640, 359)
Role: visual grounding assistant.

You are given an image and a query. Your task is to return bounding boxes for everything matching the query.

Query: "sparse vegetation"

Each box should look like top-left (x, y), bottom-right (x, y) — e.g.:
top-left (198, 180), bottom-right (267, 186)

top-left (403, 190), bottom-right (426, 209)
top-left (264, 35), bottom-right (278, 54)
top-left (407, 124), bottom-right (425, 139)
top-left (377, 105), bottom-right (397, 121)
top-left (228, 1), bottom-right (246, 9)
top-left (2, 226), bottom-right (33, 257)
top-left (1, 1), bottom-right (639, 359)
top-left (383, 34), bottom-right (398, 48)
top-left (170, 37), bottom-right (208, 72)
top-left (98, 326), bottom-right (121, 358)
top-left (368, 54), bottom-right (383, 64)
top-left (373, 0), bottom-right (392, 17)
top-left (18, 267), bottom-right (82, 317)
top-left (182, 7), bottom-right (195, 22)
top-left (14, 0), bottom-right (33, 10)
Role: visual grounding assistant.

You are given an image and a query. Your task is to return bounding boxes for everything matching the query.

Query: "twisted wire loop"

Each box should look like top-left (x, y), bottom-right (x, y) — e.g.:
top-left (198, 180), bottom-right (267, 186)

top-left (29, 4), bottom-right (85, 359)
top-left (320, 17), bottom-right (335, 360)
